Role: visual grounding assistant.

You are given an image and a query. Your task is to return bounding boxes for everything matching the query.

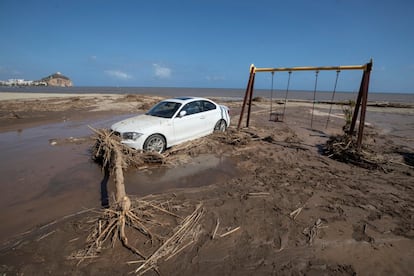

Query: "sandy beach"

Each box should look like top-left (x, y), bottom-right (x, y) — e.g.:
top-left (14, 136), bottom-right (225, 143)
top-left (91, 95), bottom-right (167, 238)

top-left (0, 92), bottom-right (413, 275)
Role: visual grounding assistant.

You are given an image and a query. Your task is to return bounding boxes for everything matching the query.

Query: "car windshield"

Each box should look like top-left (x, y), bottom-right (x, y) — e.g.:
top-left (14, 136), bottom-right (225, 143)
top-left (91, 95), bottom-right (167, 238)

top-left (146, 101), bottom-right (182, 118)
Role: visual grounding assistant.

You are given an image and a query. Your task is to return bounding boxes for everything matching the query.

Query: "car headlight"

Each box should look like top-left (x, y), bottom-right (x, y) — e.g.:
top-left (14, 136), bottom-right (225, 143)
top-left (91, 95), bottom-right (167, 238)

top-left (122, 132), bottom-right (143, 140)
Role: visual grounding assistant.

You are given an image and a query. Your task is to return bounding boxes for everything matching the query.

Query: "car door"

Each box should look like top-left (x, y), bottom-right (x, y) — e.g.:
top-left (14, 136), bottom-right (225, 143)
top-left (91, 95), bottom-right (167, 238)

top-left (200, 100), bottom-right (219, 132)
top-left (172, 100), bottom-right (205, 144)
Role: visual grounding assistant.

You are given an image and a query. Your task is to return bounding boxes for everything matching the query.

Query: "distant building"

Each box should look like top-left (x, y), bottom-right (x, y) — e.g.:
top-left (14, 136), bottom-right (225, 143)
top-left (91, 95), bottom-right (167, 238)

top-left (40, 72), bottom-right (73, 87)
top-left (0, 72), bottom-right (72, 87)
top-left (0, 78), bottom-right (40, 86)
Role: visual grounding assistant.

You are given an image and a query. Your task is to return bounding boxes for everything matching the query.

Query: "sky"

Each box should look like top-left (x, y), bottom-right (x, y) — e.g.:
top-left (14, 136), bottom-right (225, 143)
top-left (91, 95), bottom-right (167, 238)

top-left (0, 0), bottom-right (413, 93)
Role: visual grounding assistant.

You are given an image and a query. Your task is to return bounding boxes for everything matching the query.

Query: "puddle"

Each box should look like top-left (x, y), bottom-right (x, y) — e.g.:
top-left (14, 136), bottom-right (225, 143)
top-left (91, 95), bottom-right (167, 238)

top-left (0, 114), bottom-right (240, 244)
top-left (123, 154), bottom-right (239, 196)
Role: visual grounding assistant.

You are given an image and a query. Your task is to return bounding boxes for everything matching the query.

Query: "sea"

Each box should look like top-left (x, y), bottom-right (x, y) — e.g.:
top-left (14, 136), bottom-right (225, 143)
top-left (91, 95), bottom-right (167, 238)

top-left (1, 86), bottom-right (413, 104)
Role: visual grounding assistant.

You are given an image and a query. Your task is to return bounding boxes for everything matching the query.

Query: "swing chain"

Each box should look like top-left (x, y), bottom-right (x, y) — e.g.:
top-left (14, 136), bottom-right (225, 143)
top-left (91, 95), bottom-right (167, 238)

top-left (282, 71), bottom-right (292, 121)
top-left (325, 70), bottom-right (341, 128)
top-left (269, 71), bottom-right (275, 120)
top-left (310, 70), bottom-right (320, 129)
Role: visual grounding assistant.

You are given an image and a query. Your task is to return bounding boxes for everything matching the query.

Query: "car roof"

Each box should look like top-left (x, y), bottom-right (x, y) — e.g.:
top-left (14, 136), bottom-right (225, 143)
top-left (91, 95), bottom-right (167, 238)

top-left (162, 97), bottom-right (212, 104)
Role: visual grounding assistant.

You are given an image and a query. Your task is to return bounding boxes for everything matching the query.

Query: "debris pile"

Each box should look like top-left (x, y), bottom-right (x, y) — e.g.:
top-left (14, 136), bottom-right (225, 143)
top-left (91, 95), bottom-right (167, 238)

top-left (323, 133), bottom-right (385, 169)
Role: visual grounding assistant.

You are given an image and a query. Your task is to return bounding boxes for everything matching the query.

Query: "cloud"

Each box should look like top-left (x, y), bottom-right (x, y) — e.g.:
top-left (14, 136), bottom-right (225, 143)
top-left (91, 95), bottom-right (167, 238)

top-left (104, 70), bottom-right (132, 80)
top-left (153, 64), bottom-right (171, 79)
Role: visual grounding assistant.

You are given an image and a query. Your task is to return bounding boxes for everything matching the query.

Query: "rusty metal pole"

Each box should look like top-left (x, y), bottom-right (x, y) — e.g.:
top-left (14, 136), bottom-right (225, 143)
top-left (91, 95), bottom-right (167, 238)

top-left (356, 61), bottom-right (372, 149)
top-left (348, 72), bottom-right (365, 135)
top-left (237, 66), bottom-right (255, 130)
top-left (246, 72), bottom-right (256, 128)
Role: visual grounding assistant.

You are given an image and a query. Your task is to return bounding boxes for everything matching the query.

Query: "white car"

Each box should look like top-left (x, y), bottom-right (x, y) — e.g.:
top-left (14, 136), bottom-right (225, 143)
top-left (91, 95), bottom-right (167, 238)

top-left (111, 97), bottom-right (230, 153)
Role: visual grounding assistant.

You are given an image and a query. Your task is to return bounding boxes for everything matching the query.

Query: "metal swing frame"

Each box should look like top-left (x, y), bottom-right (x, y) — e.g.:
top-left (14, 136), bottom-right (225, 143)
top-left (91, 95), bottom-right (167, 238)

top-left (237, 60), bottom-right (373, 149)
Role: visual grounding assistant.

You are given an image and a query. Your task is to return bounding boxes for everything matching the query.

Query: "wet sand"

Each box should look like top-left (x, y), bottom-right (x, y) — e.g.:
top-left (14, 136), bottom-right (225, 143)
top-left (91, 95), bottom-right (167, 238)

top-left (0, 92), bottom-right (413, 275)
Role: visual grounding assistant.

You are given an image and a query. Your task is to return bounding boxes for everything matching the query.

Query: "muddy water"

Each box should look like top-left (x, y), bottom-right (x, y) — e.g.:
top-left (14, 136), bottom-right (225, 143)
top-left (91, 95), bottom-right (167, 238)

top-left (123, 154), bottom-right (238, 196)
top-left (0, 115), bottom-right (238, 245)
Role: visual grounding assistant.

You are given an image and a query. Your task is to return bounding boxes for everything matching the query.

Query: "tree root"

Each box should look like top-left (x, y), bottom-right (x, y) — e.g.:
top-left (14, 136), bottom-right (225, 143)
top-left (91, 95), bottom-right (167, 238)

top-left (71, 197), bottom-right (188, 264)
top-left (72, 127), bottom-right (204, 272)
top-left (69, 128), bottom-right (163, 263)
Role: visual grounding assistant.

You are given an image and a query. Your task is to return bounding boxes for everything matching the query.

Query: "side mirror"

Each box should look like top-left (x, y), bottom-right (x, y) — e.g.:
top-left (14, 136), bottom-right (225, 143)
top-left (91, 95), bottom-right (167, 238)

top-left (178, 110), bottom-right (187, 117)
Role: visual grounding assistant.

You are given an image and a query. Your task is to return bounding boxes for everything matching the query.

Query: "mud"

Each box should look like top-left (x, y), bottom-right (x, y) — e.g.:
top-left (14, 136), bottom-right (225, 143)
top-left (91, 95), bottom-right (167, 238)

top-left (0, 114), bottom-right (236, 246)
top-left (0, 93), bottom-right (413, 275)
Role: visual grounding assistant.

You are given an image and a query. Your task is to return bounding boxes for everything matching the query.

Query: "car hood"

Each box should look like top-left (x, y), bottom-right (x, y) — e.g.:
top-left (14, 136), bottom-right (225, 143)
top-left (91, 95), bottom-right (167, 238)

top-left (111, 114), bottom-right (169, 133)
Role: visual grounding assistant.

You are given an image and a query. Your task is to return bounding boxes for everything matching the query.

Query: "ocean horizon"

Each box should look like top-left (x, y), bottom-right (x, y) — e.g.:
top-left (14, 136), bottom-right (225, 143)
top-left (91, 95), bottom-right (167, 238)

top-left (1, 86), bottom-right (413, 104)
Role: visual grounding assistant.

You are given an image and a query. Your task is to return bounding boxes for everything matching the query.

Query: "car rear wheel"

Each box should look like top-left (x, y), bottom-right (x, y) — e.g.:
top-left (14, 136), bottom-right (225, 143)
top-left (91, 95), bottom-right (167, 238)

top-left (214, 119), bottom-right (227, 132)
top-left (143, 134), bottom-right (166, 153)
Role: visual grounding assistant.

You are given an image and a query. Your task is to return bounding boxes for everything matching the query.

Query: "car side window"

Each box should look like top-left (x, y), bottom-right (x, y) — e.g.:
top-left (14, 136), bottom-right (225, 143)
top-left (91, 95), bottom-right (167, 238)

top-left (182, 101), bottom-right (202, 116)
top-left (146, 101), bottom-right (182, 118)
top-left (202, 100), bottom-right (216, 112)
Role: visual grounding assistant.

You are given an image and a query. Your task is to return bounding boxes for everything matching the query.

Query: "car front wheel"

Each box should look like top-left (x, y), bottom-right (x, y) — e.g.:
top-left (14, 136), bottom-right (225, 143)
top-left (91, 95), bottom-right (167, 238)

top-left (214, 119), bottom-right (227, 132)
top-left (143, 134), bottom-right (166, 153)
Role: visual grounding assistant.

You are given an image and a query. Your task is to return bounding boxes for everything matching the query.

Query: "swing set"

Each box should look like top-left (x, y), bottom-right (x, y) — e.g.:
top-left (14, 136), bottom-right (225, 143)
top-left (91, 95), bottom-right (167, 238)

top-left (237, 60), bottom-right (373, 149)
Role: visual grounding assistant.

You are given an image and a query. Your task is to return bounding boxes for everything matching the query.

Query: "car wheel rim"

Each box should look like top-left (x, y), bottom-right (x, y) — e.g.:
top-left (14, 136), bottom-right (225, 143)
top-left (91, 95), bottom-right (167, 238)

top-left (215, 120), bottom-right (226, 132)
top-left (219, 121), bottom-right (226, 131)
top-left (147, 137), bottom-right (164, 153)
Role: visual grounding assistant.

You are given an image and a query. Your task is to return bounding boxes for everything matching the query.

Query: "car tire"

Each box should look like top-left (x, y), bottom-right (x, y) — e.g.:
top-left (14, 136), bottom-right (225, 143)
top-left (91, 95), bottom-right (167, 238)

top-left (214, 119), bottom-right (227, 132)
top-left (143, 134), bottom-right (166, 153)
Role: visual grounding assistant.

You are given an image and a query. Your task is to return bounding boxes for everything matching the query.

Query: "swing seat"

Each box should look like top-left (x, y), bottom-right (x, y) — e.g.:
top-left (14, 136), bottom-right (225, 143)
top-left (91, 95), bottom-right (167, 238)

top-left (270, 112), bottom-right (283, 122)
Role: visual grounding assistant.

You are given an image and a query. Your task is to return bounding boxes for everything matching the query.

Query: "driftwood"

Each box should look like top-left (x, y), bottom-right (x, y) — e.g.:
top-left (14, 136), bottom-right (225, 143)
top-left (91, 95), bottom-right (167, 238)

top-left (211, 218), bottom-right (220, 240)
top-left (91, 127), bottom-right (165, 170)
top-left (219, 226), bottom-right (241, 238)
top-left (135, 204), bottom-right (204, 275)
top-left (323, 133), bottom-right (386, 170)
top-left (72, 128), bottom-right (163, 263)
top-left (212, 128), bottom-right (253, 146)
top-left (303, 218), bottom-right (326, 245)
top-left (289, 207), bottom-right (303, 220)
top-left (210, 216), bottom-right (241, 240)
top-left (72, 128), bottom-right (204, 275)
top-left (213, 128), bottom-right (308, 151)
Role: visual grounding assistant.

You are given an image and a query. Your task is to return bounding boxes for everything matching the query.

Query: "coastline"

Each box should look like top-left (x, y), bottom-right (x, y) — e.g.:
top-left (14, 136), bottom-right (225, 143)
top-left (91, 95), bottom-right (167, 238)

top-left (2, 91), bottom-right (414, 110)
top-left (1, 86), bottom-right (414, 104)
top-left (0, 92), bottom-right (120, 101)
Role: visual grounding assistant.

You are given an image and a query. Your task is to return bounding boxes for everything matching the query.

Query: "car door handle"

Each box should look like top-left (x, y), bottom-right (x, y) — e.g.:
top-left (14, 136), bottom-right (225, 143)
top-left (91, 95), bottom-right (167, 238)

top-left (200, 116), bottom-right (205, 119)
